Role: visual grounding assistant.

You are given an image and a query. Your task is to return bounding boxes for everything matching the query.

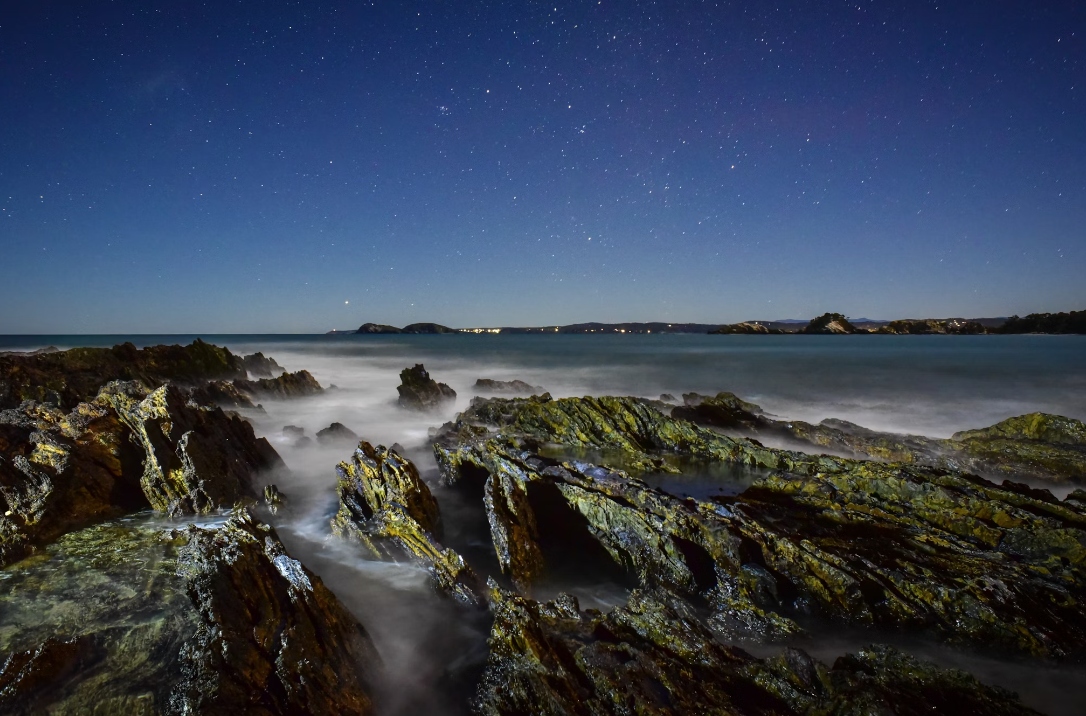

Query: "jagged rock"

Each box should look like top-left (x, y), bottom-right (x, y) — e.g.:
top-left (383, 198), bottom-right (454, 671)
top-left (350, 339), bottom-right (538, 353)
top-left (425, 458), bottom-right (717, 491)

top-left (332, 441), bottom-right (482, 605)
top-left (802, 313), bottom-right (863, 334)
top-left (474, 585), bottom-right (1038, 716)
top-left (397, 364), bottom-right (456, 411)
top-left (283, 425), bottom-right (305, 438)
top-left (675, 392), bottom-right (1086, 484)
top-left (0, 511), bottom-right (378, 715)
top-left (0, 339), bottom-right (247, 410)
top-left (436, 396), bottom-right (1086, 657)
top-left (0, 398), bottom-right (145, 567)
top-left (100, 382), bottom-right (283, 515)
top-left (186, 380), bottom-right (260, 410)
top-left (473, 379), bottom-right (545, 395)
top-left (263, 484), bottom-right (284, 513)
top-left (239, 352), bottom-right (284, 378)
top-left (233, 370), bottom-right (323, 400)
top-left (317, 422), bottom-right (360, 445)
top-left (659, 393), bottom-right (677, 403)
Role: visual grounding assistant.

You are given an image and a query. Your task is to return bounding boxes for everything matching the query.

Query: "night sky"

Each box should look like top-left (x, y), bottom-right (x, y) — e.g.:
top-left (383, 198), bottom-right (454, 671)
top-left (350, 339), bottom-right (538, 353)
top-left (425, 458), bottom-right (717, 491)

top-left (2, 1), bottom-right (1083, 333)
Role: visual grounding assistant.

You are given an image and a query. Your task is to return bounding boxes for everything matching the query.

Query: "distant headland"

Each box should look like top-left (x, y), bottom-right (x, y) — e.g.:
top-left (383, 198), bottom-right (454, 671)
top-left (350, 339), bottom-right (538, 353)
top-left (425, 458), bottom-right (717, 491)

top-left (326, 310), bottom-right (1086, 336)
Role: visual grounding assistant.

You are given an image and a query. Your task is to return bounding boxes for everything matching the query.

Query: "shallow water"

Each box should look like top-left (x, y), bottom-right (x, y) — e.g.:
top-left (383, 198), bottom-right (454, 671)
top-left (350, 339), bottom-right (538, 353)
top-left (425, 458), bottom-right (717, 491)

top-left (3, 333), bottom-right (1085, 714)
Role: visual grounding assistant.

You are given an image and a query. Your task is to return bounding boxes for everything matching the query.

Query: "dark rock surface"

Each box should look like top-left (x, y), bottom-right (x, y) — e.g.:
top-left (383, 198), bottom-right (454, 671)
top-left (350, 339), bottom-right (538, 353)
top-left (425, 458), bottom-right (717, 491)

top-left (317, 422), bottom-right (360, 445)
top-left (239, 352), bottom-right (284, 379)
top-left (675, 392), bottom-right (1086, 484)
top-left (436, 395), bottom-right (1086, 657)
top-left (472, 378), bottom-right (545, 394)
top-left (233, 370), bottom-right (323, 400)
top-left (397, 364), bottom-right (457, 411)
top-left (0, 340), bottom-right (247, 410)
top-left (332, 441), bottom-right (482, 605)
top-left (0, 511), bottom-right (378, 715)
top-left (101, 382), bottom-right (283, 515)
top-left (186, 380), bottom-right (260, 410)
top-left (475, 585), bottom-right (1039, 716)
top-left (0, 397), bottom-right (145, 567)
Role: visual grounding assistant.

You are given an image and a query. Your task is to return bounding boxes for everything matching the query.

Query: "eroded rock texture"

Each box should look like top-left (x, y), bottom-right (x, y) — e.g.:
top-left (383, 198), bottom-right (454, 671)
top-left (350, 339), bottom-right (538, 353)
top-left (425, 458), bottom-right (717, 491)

top-left (0, 511), bottom-right (378, 715)
top-left (436, 396), bottom-right (1086, 658)
top-left (475, 585), bottom-right (1038, 716)
top-left (332, 440), bottom-right (482, 605)
top-left (675, 392), bottom-right (1086, 484)
top-left (398, 364), bottom-right (456, 411)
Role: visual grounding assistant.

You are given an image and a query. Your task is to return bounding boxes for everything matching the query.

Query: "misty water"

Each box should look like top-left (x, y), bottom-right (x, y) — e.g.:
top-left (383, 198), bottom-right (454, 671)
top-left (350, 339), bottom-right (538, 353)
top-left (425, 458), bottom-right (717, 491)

top-left (3, 333), bottom-right (1086, 714)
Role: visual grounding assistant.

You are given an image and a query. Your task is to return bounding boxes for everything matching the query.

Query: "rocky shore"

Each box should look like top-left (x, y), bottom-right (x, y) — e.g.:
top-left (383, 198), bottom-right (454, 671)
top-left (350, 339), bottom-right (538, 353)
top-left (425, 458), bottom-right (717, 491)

top-left (1, 341), bottom-right (1083, 714)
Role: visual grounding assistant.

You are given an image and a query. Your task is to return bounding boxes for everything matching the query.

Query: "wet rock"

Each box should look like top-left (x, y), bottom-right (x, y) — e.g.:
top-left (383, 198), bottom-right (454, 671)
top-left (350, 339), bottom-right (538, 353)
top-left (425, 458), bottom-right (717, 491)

top-left (0, 398), bottom-right (145, 567)
top-left (474, 585), bottom-right (1037, 716)
top-left (101, 382), bottom-right (284, 515)
top-left (186, 380), bottom-right (260, 410)
top-left (239, 352), bottom-right (284, 379)
top-left (675, 392), bottom-right (1086, 484)
top-left (473, 379), bottom-right (545, 395)
top-left (263, 484), bottom-right (284, 513)
top-left (436, 396), bottom-right (1086, 657)
top-left (0, 339), bottom-right (247, 410)
top-left (0, 511), bottom-right (378, 715)
top-left (397, 364), bottom-right (457, 411)
top-left (332, 440), bottom-right (482, 605)
top-left (317, 422), bottom-right (360, 445)
top-left (233, 369), bottom-right (323, 400)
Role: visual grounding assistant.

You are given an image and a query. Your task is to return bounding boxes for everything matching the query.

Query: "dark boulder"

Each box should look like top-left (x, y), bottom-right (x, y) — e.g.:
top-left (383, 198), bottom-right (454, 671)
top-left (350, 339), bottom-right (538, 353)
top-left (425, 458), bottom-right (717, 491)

top-left (397, 364), bottom-right (456, 411)
top-left (317, 422), bottom-right (359, 445)
top-left (473, 378), bottom-right (545, 394)
top-left (233, 370), bottom-right (323, 400)
top-left (239, 352), bottom-right (284, 379)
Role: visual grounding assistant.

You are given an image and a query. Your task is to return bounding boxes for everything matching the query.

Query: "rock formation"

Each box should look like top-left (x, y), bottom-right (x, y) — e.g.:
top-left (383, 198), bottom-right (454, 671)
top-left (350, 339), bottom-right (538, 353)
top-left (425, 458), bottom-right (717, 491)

top-left (801, 313), bottom-right (864, 334)
top-left (239, 351), bottom-right (285, 378)
top-left (317, 422), bottom-right (359, 445)
top-left (233, 370), bottom-right (323, 400)
top-left (331, 441), bottom-right (482, 605)
top-left (0, 511), bottom-right (378, 715)
top-left (397, 364), bottom-right (457, 411)
top-left (472, 378), bottom-right (545, 394)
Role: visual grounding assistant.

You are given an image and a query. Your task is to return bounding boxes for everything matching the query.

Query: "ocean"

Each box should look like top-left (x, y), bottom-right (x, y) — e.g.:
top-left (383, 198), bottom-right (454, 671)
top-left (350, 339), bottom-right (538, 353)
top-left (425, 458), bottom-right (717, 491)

top-left (3, 332), bottom-right (1085, 714)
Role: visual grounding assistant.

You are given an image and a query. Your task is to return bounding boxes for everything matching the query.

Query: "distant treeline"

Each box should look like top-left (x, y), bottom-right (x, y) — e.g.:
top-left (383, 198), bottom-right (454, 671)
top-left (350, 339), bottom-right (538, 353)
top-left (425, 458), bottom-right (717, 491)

top-left (995, 311), bottom-right (1086, 334)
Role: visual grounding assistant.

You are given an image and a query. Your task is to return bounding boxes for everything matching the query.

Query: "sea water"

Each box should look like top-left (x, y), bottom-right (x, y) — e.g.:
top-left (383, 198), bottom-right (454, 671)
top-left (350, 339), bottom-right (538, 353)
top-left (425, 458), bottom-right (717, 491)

top-left (2, 333), bottom-right (1085, 714)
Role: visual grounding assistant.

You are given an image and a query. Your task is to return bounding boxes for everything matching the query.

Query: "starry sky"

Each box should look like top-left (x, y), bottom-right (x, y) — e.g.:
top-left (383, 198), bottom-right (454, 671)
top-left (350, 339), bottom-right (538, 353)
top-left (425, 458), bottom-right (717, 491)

top-left (1, 1), bottom-right (1083, 333)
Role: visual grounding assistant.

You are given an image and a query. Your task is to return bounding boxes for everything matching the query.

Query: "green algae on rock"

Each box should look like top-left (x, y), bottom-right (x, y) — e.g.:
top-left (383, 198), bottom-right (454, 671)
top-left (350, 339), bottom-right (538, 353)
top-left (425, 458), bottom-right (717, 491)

top-left (474, 584), bottom-right (1038, 716)
top-left (675, 392), bottom-right (1086, 484)
top-left (435, 395), bottom-right (1086, 657)
top-left (0, 510), bottom-right (378, 715)
top-left (0, 340), bottom-right (248, 411)
top-left (0, 397), bottom-right (146, 568)
top-left (100, 382), bottom-right (284, 515)
top-left (332, 440), bottom-right (483, 605)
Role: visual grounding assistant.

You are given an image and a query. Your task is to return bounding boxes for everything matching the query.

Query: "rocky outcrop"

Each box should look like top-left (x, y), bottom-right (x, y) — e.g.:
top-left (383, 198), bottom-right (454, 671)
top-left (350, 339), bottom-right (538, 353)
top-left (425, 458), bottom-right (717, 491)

top-left (475, 585), bottom-right (1039, 716)
top-left (0, 339), bottom-right (247, 410)
top-left (436, 396), bottom-right (1086, 658)
top-left (233, 370), bottom-right (323, 400)
top-left (239, 352), bottom-right (284, 378)
top-left (0, 511), bottom-right (378, 715)
top-left (398, 364), bottom-right (457, 411)
top-left (317, 422), bottom-right (359, 445)
top-left (801, 313), bottom-right (864, 334)
top-left (710, 321), bottom-right (781, 334)
top-left (332, 441), bottom-right (482, 605)
top-left (186, 380), bottom-right (260, 410)
top-left (101, 382), bottom-right (283, 515)
top-left (356, 323), bottom-right (404, 334)
top-left (0, 398), bottom-right (145, 567)
top-left (473, 379), bottom-right (545, 394)
top-left (675, 392), bottom-right (1086, 484)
